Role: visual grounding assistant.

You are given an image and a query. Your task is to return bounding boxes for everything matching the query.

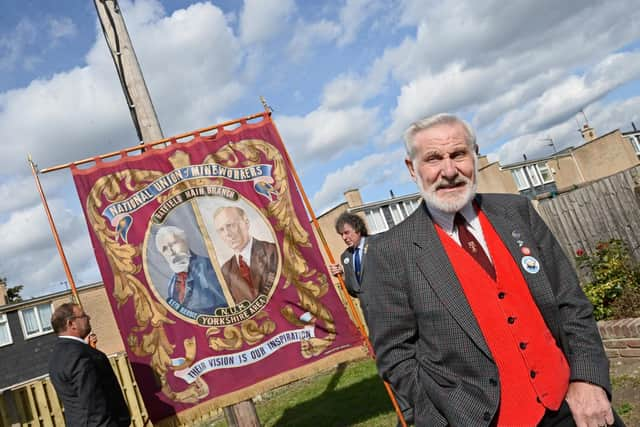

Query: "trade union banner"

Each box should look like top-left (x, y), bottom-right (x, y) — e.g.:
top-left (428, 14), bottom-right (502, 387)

top-left (71, 113), bottom-right (365, 422)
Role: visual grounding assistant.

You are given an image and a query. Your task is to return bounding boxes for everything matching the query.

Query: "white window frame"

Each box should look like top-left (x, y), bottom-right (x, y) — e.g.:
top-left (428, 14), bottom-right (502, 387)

top-left (403, 199), bottom-right (419, 216)
top-left (525, 165), bottom-right (542, 186)
top-left (0, 313), bottom-right (12, 347)
top-left (629, 135), bottom-right (640, 154)
top-left (511, 168), bottom-right (530, 190)
top-left (389, 203), bottom-right (405, 225)
top-left (365, 207), bottom-right (389, 234)
top-left (537, 162), bottom-right (554, 184)
top-left (18, 303), bottom-right (54, 339)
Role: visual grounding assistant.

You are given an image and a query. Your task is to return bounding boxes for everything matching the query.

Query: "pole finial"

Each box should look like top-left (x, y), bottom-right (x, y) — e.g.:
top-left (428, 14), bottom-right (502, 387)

top-left (27, 154), bottom-right (38, 171)
top-left (260, 96), bottom-right (273, 113)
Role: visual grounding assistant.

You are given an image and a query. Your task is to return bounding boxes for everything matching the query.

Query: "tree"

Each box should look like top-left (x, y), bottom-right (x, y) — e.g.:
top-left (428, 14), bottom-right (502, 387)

top-left (7, 285), bottom-right (23, 303)
top-left (1, 277), bottom-right (23, 304)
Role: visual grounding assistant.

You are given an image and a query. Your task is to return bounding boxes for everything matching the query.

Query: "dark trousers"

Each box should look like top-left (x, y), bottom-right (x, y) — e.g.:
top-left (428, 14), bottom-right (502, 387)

top-left (538, 400), bottom-right (626, 427)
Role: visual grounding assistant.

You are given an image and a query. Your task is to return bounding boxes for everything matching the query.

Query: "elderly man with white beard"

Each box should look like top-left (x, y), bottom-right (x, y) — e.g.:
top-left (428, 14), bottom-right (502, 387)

top-left (155, 225), bottom-right (227, 315)
top-left (360, 114), bottom-right (623, 427)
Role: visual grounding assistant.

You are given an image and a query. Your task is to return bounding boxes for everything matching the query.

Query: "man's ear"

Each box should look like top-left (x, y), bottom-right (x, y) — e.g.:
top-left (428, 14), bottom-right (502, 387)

top-left (405, 157), bottom-right (417, 181)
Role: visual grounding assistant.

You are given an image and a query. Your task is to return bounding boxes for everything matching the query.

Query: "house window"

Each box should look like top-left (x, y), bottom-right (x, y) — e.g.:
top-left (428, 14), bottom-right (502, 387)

top-left (364, 207), bottom-right (389, 234)
top-left (19, 303), bottom-right (53, 338)
top-left (511, 168), bottom-right (530, 190)
top-left (526, 165), bottom-right (542, 186)
top-left (403, 199), bottom-right (420, 215)
top-left (628, 135), bottom-right (640, 154)
top-left (389, 203), bottom-right (405, 225)
top-left (537, 163), bottom-right (554, 183)
top-left (0, 314), bottom-right (12, 347)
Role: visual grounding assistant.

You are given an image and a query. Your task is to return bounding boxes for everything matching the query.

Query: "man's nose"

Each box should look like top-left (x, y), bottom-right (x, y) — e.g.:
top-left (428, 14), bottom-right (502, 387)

top-left (441, 157), bottom-right (458, 178)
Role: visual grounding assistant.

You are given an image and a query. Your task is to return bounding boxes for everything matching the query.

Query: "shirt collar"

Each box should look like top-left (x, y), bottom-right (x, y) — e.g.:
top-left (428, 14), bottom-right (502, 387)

top-left (59, 335), bottom-right (88, 344)
top-left (426, 200), bottom-right (478, 233)
top-left (237, 238), bottom-right (254, 265)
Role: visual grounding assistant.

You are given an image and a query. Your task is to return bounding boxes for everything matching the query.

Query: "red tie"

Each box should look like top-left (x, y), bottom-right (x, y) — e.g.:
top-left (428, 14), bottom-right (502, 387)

top-left (454, 213), bottom-right (496, 280)
top-left (176, 271), bottom-right (188, 303)
top-left (238, 255), bottom-right (253, 288)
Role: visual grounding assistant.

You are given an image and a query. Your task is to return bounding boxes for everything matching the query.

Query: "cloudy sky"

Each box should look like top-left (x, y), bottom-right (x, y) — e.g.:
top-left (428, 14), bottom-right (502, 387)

top-left (1, 0), bottom-right (639, 298)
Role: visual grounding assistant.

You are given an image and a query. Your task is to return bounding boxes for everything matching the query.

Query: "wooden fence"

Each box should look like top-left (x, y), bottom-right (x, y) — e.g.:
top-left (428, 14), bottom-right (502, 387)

top-left (0, 352), bottom-right (149, 427)
top-left (535, 165), bottom-right (640, 275)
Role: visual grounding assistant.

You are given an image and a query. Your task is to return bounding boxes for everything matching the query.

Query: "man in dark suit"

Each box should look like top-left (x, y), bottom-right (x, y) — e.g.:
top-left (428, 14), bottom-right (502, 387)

top-left (329, 212), bottom-right (414, 425)
top-left (329, 212), bottom-right (369, 297)
top-left (155, 225), bottom-right (228, 314)
top-left (48, 303), bottom-right (130, 427)
top-left (213, 206), bottom-right (278, 304)
top-left (361, 114), bottom-right (622, 426)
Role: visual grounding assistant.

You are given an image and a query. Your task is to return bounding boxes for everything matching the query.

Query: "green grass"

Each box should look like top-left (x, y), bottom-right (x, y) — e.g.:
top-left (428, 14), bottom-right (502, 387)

top-left (202, 361), bottom-right (640, 427)
top-left (203, 359), bottom-right (398, 427)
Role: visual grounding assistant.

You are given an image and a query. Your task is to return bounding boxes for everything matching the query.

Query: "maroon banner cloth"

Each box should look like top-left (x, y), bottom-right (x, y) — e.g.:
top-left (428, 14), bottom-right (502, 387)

top-left (72, 114), bottom-right (364, 422)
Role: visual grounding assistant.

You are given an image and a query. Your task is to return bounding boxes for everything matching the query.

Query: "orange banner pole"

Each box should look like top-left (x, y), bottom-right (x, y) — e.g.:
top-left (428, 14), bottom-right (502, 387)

top-left (28, 155), bottom-right (81, 307)
top-left (263, 108), bottom-right (408, 427)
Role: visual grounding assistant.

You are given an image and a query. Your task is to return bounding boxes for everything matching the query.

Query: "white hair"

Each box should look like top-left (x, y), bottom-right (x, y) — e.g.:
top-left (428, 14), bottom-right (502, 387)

top-left (155, 226), bottom-right (187, 250)
top-left (403, 113), bottom-right (476, 160)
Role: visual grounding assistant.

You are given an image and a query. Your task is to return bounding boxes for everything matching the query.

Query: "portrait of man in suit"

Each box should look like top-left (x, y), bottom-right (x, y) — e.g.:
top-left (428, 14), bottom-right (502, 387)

top-left (48, 303), bottom-right (130, 427)
top-left (361, 114), bottom-right (623, 427)
top-left (155, 225), bottom-right (227, 315)
top-left (213, 206), bottom-right (278, 305)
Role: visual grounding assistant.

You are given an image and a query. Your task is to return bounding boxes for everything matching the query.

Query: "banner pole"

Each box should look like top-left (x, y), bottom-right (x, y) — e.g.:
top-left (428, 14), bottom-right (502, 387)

top-left (28, 155), bottom-right (81, 307)
top-left (262, 106), bottom-right (407, 427)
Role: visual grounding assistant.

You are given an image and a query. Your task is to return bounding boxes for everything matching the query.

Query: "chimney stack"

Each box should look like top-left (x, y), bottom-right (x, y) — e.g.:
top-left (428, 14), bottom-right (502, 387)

top-left (580, 123), bottom-right (596, 142)
top-left (0, 281), bottom-right (7, 306)
top-left (343, 189), bottom-right (363, 208)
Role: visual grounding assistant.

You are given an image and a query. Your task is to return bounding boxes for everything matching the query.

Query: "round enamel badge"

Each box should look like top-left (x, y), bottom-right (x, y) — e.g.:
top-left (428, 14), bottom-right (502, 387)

top-left (343, 257), bottom-right (350, 265)
top-left (521, 256), bottom-right (540, 274)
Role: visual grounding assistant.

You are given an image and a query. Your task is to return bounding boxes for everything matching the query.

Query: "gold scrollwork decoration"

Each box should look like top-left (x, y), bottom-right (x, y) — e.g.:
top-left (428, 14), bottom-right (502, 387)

top-left (83, 134), bottom-right (339, 403)
top-left (85, 169), bottom-right (205, 402)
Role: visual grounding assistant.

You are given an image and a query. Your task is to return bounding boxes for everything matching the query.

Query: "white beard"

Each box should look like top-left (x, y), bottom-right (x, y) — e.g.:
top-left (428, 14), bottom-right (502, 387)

top-left (415, 165), bottom-right (477, 213)
top-left (168, 253), bottom-right (191, 273)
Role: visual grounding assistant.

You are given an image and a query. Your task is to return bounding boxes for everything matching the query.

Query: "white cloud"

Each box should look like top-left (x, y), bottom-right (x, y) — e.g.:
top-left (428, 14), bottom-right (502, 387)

top-left (333, 0), bottom-right (640, 147)
top-left (311, 148), bottom-right (408, 211)
top-left (276, 106), bottom-right (380, 165)
top-left (0, 174), bottom-right (65, 215)
top-left (0, 18), bottom-right (37, 71)
top-left (128, 2), bottom-right (246, 134)
top-left (48, 17), bottom-right (77, 41)
top-left (0, 197), bottom-right (95, 297)
top-left (287, 19), bottom-right (340, 62)
top-left (494, 95), bottom-right (640, 165)
top-left (336, 0), bottom-right (384, 46)
top-left (488, 51), bottom-right (640, 143)
top-left (0, 1), bottom-right (247, 177)
top-left (239, 0), bottom-right (296, 45)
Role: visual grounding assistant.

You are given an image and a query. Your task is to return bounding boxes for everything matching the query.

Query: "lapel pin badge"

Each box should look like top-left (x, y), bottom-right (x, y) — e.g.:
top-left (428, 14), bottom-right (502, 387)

top-left (521, 255), bottom-right (540, 274)
top-left (516, 240), bottom-right (524, 247)
top-left (343, 257), bottom-right (350, 264)
top-left (512, 230), bottom-right (521, 239)
top-left (521, 246), bottom-right (531, 256)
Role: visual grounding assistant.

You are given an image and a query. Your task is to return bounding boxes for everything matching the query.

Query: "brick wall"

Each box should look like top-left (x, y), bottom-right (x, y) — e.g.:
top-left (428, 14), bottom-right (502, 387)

top-left (598, 317), bottom-right (640, 376)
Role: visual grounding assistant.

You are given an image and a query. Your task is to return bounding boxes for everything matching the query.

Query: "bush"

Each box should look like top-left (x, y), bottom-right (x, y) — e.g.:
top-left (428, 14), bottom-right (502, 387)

top-left (575, 239), bottom-right (640, 321)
